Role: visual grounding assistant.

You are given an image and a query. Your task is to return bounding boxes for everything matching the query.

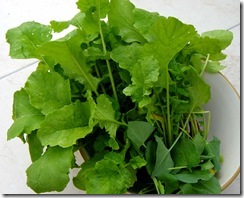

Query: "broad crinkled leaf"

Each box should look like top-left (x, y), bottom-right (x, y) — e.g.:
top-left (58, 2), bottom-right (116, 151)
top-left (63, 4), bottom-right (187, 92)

top-left (111, 43), bottom-right (142, 70)
top-left (38, 100), bottom-right (94, 148)
top-left (108, 0), bottom-right (147, 43)
top-left (6, 21), bottom-right (52, 59)
top-left (7, 88), bottom-right (44, 140)
top-left (94, 94), bottom-right (121, 149)
top-left (37, 29), bottom-right (100, 93)
top-left (142, 17), bottom-right (196, 87)
top-left (123, 56), bottom-right (160, 107)
top-left (26, 146), bottom-right (74, 193)
top-left (84, 157), bottom-right (136, 194)
top-left (25, 69), bottom-right (71, 115)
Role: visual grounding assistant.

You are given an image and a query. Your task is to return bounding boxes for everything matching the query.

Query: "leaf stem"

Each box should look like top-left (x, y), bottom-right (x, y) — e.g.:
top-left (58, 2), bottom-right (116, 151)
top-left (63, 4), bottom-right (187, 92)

top-left (98, 0), bottom-right (119, 104)
top-left (200, 54), bottom-right (210, 76)
top-left (94, 64), bottom-right (106, 94)
top-left (166, 73), bottom-right (172, 146)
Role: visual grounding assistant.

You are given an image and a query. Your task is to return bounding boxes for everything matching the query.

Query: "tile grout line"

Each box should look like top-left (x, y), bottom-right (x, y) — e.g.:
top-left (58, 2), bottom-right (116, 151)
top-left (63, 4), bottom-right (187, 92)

top-left (227, 23), bottom-right (240, 30)
top-left (0, 60), bottom-right (38, 80)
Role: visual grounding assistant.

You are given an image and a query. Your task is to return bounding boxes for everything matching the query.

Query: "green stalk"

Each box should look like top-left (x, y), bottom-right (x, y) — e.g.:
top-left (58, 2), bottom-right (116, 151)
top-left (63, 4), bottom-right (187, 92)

top-left (166, 71), bottom-right (172, 146)
top-left (94, 64), bottom-right (106, 94)
top-left (98, 0), bottom-right (119, 103)
top-left (200, 54), bottom-right (210, 76)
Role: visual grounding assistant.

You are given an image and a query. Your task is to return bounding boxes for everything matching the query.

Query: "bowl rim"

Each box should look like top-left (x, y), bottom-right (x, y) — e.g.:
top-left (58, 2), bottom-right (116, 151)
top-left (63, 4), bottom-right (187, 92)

top-left (217, 72), bottom-right (240, 191)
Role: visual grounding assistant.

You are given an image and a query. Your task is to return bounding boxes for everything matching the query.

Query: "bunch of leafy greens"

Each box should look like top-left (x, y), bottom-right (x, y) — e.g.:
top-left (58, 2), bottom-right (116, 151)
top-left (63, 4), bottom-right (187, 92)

top-left (6, 0), bottom-right (233, 194)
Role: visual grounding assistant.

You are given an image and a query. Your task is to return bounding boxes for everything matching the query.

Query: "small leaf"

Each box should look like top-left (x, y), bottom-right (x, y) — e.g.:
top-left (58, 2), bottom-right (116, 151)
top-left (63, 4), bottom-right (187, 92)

top-left (129, 156), bottom-right (147, 169)
top-left (50, 20), bottom-right (70, 33)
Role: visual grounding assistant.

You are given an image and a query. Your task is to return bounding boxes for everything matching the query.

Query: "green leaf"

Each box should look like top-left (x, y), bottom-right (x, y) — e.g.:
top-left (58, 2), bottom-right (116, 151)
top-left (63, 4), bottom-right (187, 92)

top-left (108, 0), bottom-right (147, 43)
top-left (84, 157), bottom-right (135, 194)
top-left (175, 169), bottom-right (213, 183)
top-left (133, 8), bottom-right (160, 35)
top-left (7, 88), bottom-right (44, 140)
top-left (26, 146), bottom-right (74, 193)
top-left (73, 151), bottom-right (106, 191)
top-left (193, 133), bottom-right (206, 155)
top-left (145, 140), bottom-right (157, 175)
top-left (181, 176), bottom-right (221, 194)
top-left (129, 156), bottom-right (147, 169)
top-left (6, 21), bottom-right (52, 59)
top-left (123, 56), bottom-right (160, 107)
top-left (171, 137), bottom-right (200, 169)
top-left (190, 53), bottom-right (226, 73)
top-left (27, 131), bottom-right (44, 162)
top-left (201, 30), bottom-right (233, 50)
top-left (205, 61), bottom-right (226, 73)
top-left (50, 20), bottom-right (70, 33)
top-left (152, 177), bottom-right (165, 194)
top-left (74, 152), bottom-right (136, 194)
top-left (76, 0), bottom-right (109, 18)
top-left (186, 67), bottom-right (211, 108)
top-left (142, 17), bottom-right (196, 87)
top-left (37, 100), bottom-right (94, 148)
top-left (152, 136), bottom-right (174, 176)
top-left (204, 137), bottom-right (221, 171)
top-left (37, 29), bottom-right (100, 94)
top-left (111, 43), bottom-right (142, 70)
top-left (200, 160), bottom-right (214, 171)
top-left (76, 0), bottom-right (109, 34)
top-left (157, 173), bottom-right (179, 194)
top-left (94, 94), bottom-right (121, 149)
top-left (127, 121), bottom-right (154, 150)
top-left (25, 69), bottom-right (71, 115)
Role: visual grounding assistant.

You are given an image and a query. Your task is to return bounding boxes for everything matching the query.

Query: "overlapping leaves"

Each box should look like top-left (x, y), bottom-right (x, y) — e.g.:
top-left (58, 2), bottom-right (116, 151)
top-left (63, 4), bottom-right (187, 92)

top-left (6, 0), bottom-right (233, 195)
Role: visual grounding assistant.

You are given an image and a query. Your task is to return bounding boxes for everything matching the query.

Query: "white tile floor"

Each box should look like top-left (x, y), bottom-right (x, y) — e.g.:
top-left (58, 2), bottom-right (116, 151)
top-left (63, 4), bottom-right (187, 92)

top-left (0, 0), bottom-right (240, 195)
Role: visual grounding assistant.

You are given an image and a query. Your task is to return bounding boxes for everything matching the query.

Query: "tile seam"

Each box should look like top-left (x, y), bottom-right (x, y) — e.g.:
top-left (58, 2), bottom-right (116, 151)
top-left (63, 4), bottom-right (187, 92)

top-left (0, 60), bottom-right (38, 81)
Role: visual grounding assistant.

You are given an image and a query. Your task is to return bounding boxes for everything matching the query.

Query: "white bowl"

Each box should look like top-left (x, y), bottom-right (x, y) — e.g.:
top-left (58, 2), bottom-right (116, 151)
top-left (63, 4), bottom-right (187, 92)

top-left (203, 72), bottom-right (240, 191)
